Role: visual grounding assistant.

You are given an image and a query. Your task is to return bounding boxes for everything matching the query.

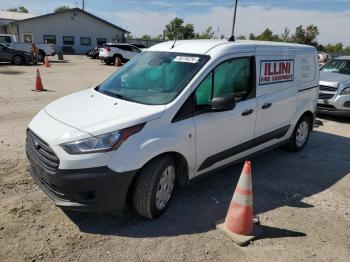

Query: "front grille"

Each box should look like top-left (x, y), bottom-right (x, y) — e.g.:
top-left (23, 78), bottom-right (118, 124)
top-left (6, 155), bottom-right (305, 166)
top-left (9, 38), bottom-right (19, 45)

top-left (318, 93), bottom-right (334, 100)
top-left (319, 85), bottom-right (337, 92)
top-left (26, 129), bottom-right (59, 172)
top-left (318, 85), bottom-right (337, 100)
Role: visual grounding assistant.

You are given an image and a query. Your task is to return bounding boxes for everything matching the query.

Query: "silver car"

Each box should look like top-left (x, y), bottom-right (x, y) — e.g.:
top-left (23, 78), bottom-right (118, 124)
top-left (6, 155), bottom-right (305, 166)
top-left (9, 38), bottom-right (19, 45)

top-left (318, 56), bottom-right (350, 116)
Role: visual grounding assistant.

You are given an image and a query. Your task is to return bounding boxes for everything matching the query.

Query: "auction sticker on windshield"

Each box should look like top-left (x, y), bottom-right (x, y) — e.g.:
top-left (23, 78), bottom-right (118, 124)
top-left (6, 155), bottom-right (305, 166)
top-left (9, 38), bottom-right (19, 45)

top-left (174, 56), bottom-right (200, 63)
top-left (259, 60), bottom-right (294, 85)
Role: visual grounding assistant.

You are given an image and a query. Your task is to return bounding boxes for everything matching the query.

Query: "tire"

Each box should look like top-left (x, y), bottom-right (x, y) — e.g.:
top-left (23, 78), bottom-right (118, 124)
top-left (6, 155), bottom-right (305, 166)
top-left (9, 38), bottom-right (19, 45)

top-left (12, 55), bottom-right (24, 65)
top-left (37, 51), bottom-right (45, 62)
top-left (132, 156), bottom-right (176, 219)
top-left (287, 115), bottom-right (312, 152)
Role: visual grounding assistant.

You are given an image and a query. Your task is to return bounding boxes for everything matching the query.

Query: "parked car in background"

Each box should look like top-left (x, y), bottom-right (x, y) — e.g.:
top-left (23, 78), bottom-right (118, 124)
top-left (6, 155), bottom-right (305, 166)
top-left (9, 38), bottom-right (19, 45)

top-left (318, 56), bottom-right (350, 116)
top-left (99, 43), bottom-right (141, 65)
top-left (0, 34), bottom-right (56, 62)
top-left (86, 46), bottom-right (104, 59)
top-left (0, 43), bottom-right (33, 65)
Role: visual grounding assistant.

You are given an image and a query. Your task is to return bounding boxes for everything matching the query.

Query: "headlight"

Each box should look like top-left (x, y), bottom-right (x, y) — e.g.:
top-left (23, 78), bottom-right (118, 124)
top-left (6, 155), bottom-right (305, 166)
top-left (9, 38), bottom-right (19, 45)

top-left (61, 123), bottom-right (145, 154)
top-left (341, 87), bottom-right (350, 95)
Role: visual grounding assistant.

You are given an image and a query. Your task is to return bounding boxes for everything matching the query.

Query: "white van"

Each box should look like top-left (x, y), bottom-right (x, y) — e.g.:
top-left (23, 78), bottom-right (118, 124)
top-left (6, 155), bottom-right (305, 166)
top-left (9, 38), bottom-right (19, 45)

top-left (26, 40), bottom-right (319, 219)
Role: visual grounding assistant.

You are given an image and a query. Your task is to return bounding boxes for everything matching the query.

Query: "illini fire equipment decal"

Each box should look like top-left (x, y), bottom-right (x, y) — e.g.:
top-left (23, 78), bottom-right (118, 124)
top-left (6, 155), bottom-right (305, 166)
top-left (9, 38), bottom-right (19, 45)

top-left (259, 60), bottom-right (294, 85)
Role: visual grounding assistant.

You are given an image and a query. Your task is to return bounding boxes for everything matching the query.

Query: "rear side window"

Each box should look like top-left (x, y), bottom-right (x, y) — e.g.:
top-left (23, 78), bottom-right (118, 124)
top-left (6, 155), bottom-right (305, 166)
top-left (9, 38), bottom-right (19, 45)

top-left (0, 36), bottom-right (12, 43)
top-left (195, 57), bottom-right (253, 107)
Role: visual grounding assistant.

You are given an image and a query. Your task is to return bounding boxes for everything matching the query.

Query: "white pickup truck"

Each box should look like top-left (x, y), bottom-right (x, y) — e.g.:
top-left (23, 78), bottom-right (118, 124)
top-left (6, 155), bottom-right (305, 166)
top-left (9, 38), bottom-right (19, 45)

top-left (0, 34), bottom-right (56, 61)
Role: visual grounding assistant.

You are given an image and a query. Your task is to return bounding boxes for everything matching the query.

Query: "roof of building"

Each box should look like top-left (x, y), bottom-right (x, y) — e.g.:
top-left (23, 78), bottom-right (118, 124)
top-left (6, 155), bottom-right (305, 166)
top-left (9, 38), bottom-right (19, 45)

top-left (0, 11), bottom-right (34, 20)
top-left (148, 39), bottom-right (316, 55)
top-left (4, 8), bottom-right (129, 33)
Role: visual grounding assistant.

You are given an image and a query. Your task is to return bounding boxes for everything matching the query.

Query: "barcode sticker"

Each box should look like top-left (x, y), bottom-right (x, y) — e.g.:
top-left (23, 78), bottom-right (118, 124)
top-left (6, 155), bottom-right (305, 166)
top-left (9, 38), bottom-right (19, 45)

top-left (174, 56), bottom-right (200, 63)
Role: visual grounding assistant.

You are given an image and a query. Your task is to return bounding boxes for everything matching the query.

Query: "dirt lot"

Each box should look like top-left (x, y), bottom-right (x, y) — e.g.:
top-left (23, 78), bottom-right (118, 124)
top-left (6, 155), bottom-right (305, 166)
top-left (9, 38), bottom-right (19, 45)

top-left (0, 56), bottom-right (349, 262)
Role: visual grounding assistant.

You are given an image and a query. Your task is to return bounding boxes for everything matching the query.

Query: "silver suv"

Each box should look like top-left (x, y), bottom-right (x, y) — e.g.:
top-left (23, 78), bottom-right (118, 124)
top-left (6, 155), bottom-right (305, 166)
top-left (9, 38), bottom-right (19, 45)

top-left (318, 56), bottom-right (350, 116)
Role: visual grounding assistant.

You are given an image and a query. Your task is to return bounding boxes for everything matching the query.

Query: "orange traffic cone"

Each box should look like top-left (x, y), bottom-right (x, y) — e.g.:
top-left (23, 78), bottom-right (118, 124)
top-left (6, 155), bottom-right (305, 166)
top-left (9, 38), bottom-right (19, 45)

top-left (216, 161), bottom-right (262, 246)
top-left (43, 56), bottom-right (50, 67)
top-left (32, 69), bottom-right (46, 92)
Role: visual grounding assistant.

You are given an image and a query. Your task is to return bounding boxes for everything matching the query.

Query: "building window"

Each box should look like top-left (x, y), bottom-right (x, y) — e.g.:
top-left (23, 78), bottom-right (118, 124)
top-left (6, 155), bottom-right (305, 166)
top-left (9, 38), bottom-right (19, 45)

top-left (80, 37), bottom-right (91, 46)
top-left (97, 38), bottom-right (107, 46)
top-left (22, 34), bottom-right (33, 43)
top-left (44, 35), bottom-right (56, 44)
top-left (63, 36), bottom-right (74, 45)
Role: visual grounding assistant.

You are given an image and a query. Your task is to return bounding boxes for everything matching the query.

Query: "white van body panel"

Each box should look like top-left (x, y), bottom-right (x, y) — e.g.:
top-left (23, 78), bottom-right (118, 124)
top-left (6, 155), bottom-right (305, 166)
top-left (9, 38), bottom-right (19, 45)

top-left (26, 40), bottom-right (319, 212)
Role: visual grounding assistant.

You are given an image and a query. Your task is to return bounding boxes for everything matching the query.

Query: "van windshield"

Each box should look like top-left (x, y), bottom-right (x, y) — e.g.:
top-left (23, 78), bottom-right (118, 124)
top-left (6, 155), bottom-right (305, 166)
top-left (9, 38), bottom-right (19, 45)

top-left (98, 51), bottom-right (209, 105)
top-left (321, 59), bottom-right (350, 75)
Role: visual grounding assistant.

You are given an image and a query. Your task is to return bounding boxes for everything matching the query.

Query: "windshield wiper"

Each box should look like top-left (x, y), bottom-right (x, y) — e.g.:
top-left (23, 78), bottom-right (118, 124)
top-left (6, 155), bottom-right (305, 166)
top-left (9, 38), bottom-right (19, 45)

top-left (102, 90), bottom-right (128, 101)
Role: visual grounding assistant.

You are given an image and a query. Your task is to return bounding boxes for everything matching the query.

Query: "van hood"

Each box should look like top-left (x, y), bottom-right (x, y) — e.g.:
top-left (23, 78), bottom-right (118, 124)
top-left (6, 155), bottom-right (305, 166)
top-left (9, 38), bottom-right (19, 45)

top-left (320, 71), bottom-right (350, 87)
top-left (45, 88), bottom-right (165, 135)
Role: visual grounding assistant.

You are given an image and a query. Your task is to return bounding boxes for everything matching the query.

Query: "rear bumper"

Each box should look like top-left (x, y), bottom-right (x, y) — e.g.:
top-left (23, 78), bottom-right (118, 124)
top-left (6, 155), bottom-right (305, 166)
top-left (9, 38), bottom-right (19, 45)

top-left (27, 150), bottom-right (137, 212)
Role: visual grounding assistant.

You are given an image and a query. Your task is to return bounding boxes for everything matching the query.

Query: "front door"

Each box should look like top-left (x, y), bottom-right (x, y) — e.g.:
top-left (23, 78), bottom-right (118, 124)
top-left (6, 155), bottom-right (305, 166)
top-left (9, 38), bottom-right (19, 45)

top-left (193, 56), bottom-right (257, 174)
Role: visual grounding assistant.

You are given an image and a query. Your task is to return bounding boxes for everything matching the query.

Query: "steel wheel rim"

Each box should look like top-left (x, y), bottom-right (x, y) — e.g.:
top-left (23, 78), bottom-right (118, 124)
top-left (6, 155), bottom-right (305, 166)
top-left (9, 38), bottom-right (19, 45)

top-left (296, 121), bottom-right (309, 147)
top-left (156, 165), bottom-right (175, 210)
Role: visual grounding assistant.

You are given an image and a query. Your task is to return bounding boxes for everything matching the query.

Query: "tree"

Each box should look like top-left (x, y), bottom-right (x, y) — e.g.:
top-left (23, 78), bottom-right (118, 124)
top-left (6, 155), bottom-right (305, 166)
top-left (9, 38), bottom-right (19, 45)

top-left (141, 34), bottom-right (152, 40)
top-left (182, 24), bottom-right (195, 39)
top-left (195, 26), bottom-right (215, 39)
top-left (54, 6), bottom-right (71, 13)
top-left (236, 35), bottom-right (246, 40)
top-left (248, 33), bottom-right (255, 40)
top-left (291, 25), bottom-right (319, 46)
top-left (280, 27), bottom-right (290, 42)
top-left (7, 6), bottom-right (28, 13)
top-left (324, 42), bottom-right (344, 53)
top-left (165, 17), bottom-right (185, 40)
top-left (255, 28), bottom-right (281, 42)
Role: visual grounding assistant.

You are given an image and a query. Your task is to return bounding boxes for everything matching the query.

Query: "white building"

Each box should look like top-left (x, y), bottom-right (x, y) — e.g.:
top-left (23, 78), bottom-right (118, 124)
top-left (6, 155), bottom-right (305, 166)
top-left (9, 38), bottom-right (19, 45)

top-left (1, 8), bottom-right (129, 54)
top-left (0, 11), bottom-right (34, 33)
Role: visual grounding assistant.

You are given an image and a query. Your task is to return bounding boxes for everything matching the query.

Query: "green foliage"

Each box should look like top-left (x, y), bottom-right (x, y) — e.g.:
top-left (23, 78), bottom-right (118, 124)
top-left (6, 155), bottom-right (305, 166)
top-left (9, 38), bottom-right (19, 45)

top-left (164, 17), bottom-right (185, 40)
top-left (7, 6), bottom-right (28, 13)
top-left (195, 27), bottom-right (215, 39)
top-left (236, 35), bottom-right (246, 40)
top-left (54, 6), bottom-right (71, 13)
top-left (141, 34), bottom-right (152, 40)
top-left (324, 43), bottom-right (343, 53)
top-left (291, 25), bottom-right (319, 46)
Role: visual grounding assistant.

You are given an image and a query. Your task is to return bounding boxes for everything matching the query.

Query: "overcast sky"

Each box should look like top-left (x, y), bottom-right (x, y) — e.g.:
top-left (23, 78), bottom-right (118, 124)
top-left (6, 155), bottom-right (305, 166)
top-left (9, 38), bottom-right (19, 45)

top-left (1, 0), bottom-right (350, 45)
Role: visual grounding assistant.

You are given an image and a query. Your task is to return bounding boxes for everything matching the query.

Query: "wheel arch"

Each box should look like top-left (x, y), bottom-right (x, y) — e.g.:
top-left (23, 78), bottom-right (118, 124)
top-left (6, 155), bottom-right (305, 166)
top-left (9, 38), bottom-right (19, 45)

top-left (127, 151), bottom-right (189, 202)
top-left (299, 110), bottom-right (314, 130)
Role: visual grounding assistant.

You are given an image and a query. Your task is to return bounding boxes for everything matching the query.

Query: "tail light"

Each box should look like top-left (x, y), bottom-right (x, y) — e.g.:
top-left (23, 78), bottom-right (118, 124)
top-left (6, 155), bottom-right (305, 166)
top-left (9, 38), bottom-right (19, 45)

top-left (104, 47), bottom-right (111, 52)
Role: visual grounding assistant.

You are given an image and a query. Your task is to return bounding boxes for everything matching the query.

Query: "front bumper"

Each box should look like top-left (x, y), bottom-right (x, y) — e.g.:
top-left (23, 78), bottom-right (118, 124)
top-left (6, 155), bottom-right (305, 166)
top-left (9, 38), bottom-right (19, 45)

top-left (99, 55), bottom-right (113, 63)
top-left (317, 95), bottom-right (350, 116)
top-left (27, 149), bottom-right (137, 212)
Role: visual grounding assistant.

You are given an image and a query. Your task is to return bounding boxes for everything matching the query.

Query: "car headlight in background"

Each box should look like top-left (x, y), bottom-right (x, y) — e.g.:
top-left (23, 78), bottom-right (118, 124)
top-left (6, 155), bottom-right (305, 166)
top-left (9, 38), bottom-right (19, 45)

top-left (341, 87), bottom-right (350, 95)
top-left (61, 123), bottom-right (145, 154)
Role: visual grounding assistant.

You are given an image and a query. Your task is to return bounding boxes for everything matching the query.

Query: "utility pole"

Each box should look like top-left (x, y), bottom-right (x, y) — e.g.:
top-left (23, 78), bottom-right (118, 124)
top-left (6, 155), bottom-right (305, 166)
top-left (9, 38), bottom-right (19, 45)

top-left (229, 0), bottom-right (238, 41)
top-left (82, 0), bottom-right (85, 10)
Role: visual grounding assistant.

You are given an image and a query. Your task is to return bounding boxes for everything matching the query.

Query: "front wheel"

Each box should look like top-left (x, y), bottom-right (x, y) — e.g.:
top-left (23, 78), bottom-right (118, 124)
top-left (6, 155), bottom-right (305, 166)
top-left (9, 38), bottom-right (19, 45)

top-left (132, 156), bottom-right (176, 219)
top-left (12, 55), bottom-right (24, 65)
top-left (287, 116), bottom-right (311, 152)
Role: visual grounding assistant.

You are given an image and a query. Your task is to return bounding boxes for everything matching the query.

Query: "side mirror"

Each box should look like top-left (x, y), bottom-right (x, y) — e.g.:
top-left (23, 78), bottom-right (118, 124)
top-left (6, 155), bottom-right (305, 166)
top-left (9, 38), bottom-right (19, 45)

top-left (211, 95), bottom-right (236, 112)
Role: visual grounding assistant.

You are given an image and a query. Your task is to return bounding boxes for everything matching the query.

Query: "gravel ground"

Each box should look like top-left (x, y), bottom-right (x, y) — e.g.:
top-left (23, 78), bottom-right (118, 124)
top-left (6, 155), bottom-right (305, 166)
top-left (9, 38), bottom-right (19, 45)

top-left (0, 56), bottom-right (349, 262)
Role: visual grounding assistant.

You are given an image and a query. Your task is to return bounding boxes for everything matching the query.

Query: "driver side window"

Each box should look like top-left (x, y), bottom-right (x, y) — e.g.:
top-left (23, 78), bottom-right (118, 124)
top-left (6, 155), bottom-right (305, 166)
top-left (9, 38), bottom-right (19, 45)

top-left (195, 57), bottom-right (253, 107)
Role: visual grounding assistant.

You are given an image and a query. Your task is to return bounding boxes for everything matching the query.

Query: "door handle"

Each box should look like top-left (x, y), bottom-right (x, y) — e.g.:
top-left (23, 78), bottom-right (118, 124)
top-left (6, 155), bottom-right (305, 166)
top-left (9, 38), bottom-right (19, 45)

top-left (262, 102), bottom-right (272, 109)
top-left (242, 109), bottom-right (254, 116)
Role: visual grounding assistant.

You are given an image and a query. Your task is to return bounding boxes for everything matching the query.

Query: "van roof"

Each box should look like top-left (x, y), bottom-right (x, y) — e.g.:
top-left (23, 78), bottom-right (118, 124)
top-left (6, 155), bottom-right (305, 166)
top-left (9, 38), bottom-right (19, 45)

top-left (147, 40), bottom-right (316, 56)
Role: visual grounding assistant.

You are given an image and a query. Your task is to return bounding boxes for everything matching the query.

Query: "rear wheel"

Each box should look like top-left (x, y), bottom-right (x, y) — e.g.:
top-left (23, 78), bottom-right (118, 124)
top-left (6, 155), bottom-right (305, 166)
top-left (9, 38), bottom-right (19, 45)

top-left (37, 51), bottom-right (45, 62)
top-left (12, 55), bottom-right (24, 65)
top-left (132, 156), bottom-right (176, 219)
top-left (287, 115), bottom-right (311, 152)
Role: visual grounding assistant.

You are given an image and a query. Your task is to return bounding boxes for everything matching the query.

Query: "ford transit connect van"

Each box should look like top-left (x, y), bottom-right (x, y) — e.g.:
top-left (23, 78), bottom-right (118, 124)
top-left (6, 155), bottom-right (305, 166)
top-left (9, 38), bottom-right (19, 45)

top-left (26, 40), bottom-right (319, 219)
